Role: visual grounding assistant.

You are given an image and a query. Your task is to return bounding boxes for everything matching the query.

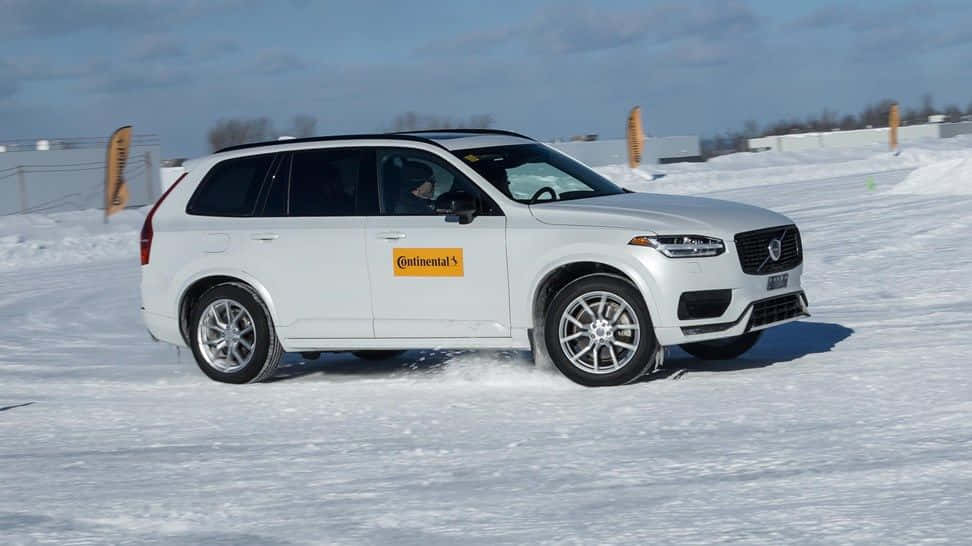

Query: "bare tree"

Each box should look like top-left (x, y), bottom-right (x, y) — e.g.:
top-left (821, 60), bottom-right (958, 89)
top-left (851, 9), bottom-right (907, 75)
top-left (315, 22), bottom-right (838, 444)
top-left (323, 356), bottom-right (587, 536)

top-left (742, 120), bottom-right (759, 138)
top-left (902, 107), bottom-right (920, 125)
top-left (465, 114), bottom-right (496, 130)
top-left (208, 118), bottom-right (274, 151)
top-left (289, 115), bottom-right (317, 138)
top-left (820, 109), bottom-right (839, 130)
top-left (839, 114), bottom-right (857, 130)
top-left (944, 104), bottom-right (962, 123)
top-left (390, 112), bottom-right (421, 131)
top-left (858, 99), bottom-right (895, 128)
top-left (387, 112), bottom-right (495, 131)
top-left (920, 93), bottom-right (935, 118)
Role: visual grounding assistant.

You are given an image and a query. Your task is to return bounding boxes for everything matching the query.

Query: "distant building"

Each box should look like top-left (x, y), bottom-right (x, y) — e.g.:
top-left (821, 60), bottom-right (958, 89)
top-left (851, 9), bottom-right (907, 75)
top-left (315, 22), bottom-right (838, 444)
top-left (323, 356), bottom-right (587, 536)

top-left (747, 121), bottom-right (972, 153)
top-left (549, 135), bottom-right (701, 166)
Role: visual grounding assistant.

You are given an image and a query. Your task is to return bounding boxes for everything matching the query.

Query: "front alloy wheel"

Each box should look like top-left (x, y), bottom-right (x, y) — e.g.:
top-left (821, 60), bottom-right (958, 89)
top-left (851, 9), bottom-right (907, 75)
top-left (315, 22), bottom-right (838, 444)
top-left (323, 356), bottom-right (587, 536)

top-left (544, 275), bottom-right (658, 386)
top-left (558, 291), bottom-right (641, 375)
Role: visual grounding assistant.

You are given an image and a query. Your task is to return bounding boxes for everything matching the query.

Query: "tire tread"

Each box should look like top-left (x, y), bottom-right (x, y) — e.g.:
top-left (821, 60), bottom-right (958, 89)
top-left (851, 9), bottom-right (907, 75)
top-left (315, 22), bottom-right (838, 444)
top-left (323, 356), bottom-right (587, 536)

top-left (192, 282), bottom-right (283, 383)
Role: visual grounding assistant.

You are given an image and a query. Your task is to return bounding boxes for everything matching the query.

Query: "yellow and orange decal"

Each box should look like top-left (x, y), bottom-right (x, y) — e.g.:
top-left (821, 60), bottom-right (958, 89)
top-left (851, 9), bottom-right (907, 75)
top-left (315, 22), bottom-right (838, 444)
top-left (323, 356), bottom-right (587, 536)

top-left (393, 248), bottom-right (464, 277)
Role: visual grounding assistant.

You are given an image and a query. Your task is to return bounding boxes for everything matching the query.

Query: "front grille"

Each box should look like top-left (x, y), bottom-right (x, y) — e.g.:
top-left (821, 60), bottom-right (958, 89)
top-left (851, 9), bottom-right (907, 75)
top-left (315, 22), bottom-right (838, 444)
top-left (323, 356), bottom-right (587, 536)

top-left (747, 293), bottom-right (805, 330)
top-left (734, 225), bottom-right (802, 275)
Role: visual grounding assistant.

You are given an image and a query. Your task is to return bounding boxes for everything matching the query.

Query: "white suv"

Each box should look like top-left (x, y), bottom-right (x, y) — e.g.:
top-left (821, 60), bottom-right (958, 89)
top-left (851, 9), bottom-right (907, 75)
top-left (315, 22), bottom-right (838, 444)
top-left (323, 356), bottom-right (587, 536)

top-left (140, 130), bottom-right (808, 387)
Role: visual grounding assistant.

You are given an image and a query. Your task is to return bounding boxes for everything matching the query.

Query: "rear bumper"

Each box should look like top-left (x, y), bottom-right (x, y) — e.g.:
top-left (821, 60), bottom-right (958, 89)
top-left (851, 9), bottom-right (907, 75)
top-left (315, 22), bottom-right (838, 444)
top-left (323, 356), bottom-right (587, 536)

top-left (142, 308), bottom-right (187, 348)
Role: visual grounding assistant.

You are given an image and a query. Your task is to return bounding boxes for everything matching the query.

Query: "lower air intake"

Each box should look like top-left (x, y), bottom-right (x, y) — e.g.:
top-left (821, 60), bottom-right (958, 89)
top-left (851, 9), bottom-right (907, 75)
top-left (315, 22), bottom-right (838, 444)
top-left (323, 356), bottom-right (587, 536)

top-left (747, 293), bottom-right (806, 330)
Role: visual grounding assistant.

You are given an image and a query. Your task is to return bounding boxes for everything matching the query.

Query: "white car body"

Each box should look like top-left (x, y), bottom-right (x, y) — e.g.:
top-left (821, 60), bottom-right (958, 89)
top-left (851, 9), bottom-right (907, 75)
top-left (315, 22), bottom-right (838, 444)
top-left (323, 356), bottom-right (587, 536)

top-left (141, 131), bottom-right (807, 362)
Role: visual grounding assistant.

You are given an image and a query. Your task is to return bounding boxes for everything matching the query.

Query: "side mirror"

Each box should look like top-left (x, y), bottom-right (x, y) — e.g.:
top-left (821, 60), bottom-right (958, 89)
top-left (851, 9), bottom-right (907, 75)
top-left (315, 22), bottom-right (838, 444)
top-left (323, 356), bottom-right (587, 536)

top-left (435, 191), bottom-right (478, 224)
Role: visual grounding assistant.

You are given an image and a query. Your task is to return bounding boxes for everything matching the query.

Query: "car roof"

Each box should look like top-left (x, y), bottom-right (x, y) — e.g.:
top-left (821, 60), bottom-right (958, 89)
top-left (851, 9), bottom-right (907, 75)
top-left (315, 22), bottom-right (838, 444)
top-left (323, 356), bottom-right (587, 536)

top-left (395, 131), bottom-right (534, 151)
top-left (214, 129), bottom-right (535, 154)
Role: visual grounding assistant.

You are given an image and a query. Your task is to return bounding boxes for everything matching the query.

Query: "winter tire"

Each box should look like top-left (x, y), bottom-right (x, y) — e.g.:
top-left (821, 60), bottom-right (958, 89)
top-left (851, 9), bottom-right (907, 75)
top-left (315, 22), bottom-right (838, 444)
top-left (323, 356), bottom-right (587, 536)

top-left (189, 282), bottom-right (283, 384)
top-left (544, 275), bottom-right (658, 387)
top-left (680, 331), bottom-right (762, 360)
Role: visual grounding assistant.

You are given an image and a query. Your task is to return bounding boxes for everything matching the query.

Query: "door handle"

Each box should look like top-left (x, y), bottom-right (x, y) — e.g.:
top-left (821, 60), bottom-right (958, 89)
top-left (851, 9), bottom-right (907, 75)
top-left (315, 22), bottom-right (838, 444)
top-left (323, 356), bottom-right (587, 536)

top-left (377, 232), bottom-right (406, 240)
top-left (251, 233), bottom-right (279, 241)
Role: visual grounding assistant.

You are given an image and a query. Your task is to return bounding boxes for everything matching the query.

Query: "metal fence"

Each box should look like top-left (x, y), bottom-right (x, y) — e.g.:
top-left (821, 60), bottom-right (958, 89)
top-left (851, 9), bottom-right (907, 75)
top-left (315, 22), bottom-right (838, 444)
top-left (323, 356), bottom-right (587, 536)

top-left (548, 136), bottom-right (702, 167)
top-left (0, 136), bottom-right (161, 216)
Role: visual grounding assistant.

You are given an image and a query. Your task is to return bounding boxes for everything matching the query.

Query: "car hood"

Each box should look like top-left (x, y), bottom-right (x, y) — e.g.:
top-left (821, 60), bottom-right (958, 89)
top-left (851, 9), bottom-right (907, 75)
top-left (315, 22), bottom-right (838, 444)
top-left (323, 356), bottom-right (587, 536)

top-left (529, 192), bottom-right (793, 236)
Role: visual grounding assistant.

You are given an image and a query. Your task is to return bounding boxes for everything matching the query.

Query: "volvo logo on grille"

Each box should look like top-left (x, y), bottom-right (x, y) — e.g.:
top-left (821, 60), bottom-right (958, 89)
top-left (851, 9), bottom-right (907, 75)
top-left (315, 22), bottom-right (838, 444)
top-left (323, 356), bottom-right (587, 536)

top-left (767, 237), bottom-right (783, 262)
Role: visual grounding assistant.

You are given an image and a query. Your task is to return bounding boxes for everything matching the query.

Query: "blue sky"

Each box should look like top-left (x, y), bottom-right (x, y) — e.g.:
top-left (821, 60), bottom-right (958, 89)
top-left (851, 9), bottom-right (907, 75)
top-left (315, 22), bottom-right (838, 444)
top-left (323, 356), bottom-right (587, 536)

top-left (1, 0), bottom-right (971, 157)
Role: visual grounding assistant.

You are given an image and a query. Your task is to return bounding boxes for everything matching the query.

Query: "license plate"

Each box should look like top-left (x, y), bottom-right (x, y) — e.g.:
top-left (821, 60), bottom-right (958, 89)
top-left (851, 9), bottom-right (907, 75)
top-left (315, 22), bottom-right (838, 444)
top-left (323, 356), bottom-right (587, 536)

top-left (767, 273), bottom-right (788, 291)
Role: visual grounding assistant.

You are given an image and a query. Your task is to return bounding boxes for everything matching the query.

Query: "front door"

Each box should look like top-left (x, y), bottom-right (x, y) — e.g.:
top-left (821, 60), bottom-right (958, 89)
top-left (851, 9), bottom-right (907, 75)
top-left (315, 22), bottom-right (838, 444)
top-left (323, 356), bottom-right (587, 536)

top-left (365, 148), bottom-right (510, 338)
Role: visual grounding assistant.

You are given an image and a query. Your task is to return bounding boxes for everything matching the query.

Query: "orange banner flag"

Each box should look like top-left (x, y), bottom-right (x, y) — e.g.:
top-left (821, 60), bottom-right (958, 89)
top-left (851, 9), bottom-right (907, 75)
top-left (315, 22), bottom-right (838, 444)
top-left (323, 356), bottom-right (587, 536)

top-left (105, 125), bottom-right (132, 218)
top-left (889, 103), bottom-right (900, 151)
top-left (626, 106), bottom-right (644, 168)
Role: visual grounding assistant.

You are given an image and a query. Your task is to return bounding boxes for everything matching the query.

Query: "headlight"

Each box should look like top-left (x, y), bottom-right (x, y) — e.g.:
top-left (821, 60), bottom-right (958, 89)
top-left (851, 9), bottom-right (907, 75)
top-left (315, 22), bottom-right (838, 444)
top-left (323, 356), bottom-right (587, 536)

top-left (629, 235), bottom-right (725, 258)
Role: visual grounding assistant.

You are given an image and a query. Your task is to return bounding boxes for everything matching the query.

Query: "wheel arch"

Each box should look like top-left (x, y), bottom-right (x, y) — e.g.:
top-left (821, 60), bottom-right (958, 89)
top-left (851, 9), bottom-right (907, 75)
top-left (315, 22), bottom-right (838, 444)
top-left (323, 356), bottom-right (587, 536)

top-left (177, 271), bottom-right (279, 346)
top-left (530, 259), bottom-right (659, 330)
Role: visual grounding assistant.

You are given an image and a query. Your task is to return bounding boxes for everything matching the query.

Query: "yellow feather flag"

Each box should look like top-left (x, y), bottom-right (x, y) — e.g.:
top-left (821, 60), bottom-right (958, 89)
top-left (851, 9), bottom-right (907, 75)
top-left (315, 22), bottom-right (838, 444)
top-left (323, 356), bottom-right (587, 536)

top-left (105, 125), bottom-right (132, 219)
top-left (626, 106), bottom-right (644, 168)
top-left (889, 103), bottom-right (900, 152)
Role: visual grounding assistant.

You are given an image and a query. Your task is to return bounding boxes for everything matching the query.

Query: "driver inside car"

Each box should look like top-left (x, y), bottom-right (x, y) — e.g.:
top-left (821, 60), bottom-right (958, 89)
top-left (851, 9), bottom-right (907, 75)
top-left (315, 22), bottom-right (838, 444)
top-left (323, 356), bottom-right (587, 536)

top-left (396, 160), bottom-right (437, 214)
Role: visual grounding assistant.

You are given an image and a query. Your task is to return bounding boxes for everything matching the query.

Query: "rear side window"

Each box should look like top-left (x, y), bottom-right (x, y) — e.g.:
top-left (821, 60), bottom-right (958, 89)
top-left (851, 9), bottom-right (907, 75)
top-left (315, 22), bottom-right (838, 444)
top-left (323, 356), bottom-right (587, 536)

top-left (187, 154), bottom-right (275, 216)
top-left (289, 148), bottom-right (363, 216)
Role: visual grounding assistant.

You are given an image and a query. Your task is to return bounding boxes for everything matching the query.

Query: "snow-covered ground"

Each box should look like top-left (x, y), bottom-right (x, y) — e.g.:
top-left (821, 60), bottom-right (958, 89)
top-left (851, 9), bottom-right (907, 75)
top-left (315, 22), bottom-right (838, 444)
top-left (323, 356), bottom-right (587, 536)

top-left (1, 141), bottom-right (971, 544)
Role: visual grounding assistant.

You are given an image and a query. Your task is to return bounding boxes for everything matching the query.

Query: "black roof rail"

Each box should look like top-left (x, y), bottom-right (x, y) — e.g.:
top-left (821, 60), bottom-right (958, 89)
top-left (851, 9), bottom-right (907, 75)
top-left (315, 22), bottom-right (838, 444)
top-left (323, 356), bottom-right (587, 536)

top-left (393, 128), bottom-right (535, 140)
top-left (215, 133), bottom-right (447, 154)
top-left (215, 129), bottom-right (535, 154)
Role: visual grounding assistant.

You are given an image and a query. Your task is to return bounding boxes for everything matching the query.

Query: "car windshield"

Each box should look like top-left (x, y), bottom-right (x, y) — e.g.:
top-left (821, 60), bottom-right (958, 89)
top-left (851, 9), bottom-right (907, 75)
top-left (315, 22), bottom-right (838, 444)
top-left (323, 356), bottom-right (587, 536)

top-left (453, 143), bottom-right (625, 204)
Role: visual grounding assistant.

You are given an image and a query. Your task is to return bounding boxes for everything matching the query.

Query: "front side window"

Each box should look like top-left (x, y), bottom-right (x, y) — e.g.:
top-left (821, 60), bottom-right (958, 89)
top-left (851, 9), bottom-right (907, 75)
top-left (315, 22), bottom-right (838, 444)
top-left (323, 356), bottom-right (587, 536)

top-left (376, 148), bottom-right (497, 216)
top-left (454, 143), bottom-right (624, 204)
top-left (288, 148), bottom-right (362, 216)
top-left (187, 153), bottom-right (275, 216)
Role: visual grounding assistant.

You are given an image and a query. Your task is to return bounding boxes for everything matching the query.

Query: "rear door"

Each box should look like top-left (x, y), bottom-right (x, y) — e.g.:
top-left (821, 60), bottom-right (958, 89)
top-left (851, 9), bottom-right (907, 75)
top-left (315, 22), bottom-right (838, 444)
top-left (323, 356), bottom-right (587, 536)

top-left (242, 147), bottom-right (375, 339)
top-left (365, 147), bottom-right (511, 338)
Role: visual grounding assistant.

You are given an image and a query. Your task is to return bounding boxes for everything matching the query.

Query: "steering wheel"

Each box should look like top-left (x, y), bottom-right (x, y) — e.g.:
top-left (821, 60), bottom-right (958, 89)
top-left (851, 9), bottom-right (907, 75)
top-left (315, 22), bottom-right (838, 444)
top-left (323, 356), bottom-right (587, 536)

top-left (529, 187), bottom-right (557, 204)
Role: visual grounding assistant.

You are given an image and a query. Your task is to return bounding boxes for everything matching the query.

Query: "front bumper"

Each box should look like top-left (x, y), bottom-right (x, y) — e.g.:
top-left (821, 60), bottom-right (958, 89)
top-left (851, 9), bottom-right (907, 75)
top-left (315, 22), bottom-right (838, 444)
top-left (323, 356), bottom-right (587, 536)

top-left (627, 238), bottom-right (809, 346)
top-left (655, 284), bottom-right (810, 346)
top-left (678, 290), bottom-right (808, 334)
top-left (653, 289), bottom-right (809, 346)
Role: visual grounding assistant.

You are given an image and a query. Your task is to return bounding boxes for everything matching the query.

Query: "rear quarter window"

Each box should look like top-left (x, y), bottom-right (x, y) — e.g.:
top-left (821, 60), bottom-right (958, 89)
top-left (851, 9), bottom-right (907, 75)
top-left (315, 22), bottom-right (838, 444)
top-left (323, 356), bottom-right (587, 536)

top-left (187, 154), bottom-right (275, 216)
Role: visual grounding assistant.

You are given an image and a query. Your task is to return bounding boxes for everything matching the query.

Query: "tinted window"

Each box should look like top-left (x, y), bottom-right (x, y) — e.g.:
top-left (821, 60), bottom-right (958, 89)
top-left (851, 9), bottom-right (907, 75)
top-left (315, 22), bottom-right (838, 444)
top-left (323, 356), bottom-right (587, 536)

top-left (188, 154), bottom-right (274, 216)
top-left (377, 148), bottom-right (498, 216)
top-left (289, 148), bottom-right (361, 216)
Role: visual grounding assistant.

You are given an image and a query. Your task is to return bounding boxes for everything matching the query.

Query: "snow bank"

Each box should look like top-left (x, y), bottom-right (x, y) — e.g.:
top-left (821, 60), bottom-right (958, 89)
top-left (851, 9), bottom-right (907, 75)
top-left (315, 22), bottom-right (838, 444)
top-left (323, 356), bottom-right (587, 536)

top-left (889, 157), bottom-right (972, 196)
top-left (597, 135), bottom-right (972, 196)
top-left (0, 208), bottom-right (144, 271)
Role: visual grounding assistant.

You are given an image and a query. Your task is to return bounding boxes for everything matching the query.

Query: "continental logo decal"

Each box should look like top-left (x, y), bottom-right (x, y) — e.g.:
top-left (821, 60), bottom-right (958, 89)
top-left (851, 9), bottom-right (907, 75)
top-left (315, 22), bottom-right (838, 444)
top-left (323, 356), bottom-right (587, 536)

top-left (393, 248), bottom-right (463, 277)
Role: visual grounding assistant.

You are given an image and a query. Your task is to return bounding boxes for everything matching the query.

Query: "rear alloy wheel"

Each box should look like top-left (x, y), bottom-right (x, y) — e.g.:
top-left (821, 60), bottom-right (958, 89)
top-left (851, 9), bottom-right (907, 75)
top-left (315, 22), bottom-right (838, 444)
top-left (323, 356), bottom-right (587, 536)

top-left (189, 283), bottom-right (283, 384)
top-left (544, 275), bottom-right (658, 387)
top-left (680, 331), bottom-right (762, 360)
